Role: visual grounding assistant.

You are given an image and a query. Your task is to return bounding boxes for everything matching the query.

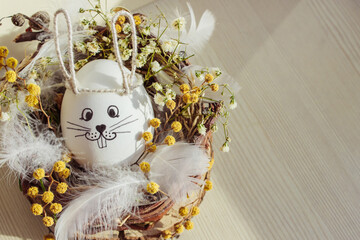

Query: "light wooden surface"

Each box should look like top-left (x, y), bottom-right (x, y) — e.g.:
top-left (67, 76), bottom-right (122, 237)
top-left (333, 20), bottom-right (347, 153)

top-left (1, 0), bottom-right (360, 239)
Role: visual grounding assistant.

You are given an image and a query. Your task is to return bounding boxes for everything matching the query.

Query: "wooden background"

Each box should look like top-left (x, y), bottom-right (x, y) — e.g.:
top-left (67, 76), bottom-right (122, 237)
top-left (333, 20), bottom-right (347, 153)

top-left (1, 0), bottom-right (360, 239)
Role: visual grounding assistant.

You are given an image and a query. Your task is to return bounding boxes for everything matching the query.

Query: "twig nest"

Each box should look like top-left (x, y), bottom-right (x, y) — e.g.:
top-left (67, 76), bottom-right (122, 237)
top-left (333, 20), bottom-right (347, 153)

top-left (29, 11), bottom-right (50, 30)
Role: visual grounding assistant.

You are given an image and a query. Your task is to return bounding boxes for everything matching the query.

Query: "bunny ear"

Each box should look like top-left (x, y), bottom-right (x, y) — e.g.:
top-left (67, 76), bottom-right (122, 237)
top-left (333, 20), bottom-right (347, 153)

top-left (53, 9), bottom-right (79, 95)
top-left (110, 10), bottom-right (138, 94)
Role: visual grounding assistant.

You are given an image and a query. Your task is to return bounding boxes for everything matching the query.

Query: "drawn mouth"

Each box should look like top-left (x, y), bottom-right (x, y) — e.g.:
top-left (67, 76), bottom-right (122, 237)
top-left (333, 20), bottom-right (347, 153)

top-left (97, 136), bottom-right (107, 149)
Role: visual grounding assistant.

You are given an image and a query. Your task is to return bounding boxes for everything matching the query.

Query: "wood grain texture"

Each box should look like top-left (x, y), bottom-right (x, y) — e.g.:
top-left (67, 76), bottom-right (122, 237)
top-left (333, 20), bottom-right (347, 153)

top-left (1, 0), bottom-right (360, 239)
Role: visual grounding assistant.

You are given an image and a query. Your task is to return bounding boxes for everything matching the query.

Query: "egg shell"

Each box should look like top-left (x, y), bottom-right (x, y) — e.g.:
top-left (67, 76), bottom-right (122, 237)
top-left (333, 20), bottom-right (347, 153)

top-left (60, 60), bottom-right (154, 167)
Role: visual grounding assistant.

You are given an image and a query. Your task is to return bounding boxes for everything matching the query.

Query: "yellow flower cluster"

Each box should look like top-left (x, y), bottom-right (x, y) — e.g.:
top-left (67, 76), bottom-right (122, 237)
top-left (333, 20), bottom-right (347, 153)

top-left (0, 46), bottom-right (9, 57)
top-left (146, 142), bottom-right (157, 152)
top-left (117, 15), bottom-right (126, 24)
top-left (33, 168), bottom-right (45, 180)
top-left (191, 86), bottom-right (201, 95)
top-left (133, 15), bottom-right (142, 25)
top-left (178, 206), bottom-right (189, 216)
top-left (56, 182), bottom-right (68, 194)
top-left (166, 99), bottom-right (176, 110)
top-left (182, 92), bottom-right (199, 104)
top-left (204, 180), bottom-right (213, 191)
top-left (208, 158), bottom-right (215, 170)
top-left (43, 216), bottom-right (54, 227)
top-left (27, 186), bottom-right (39, 198)
top-left (6, 57), bottom-right (18, 69)
top-left (139, 161), bottom-right (150, 173)
top-left (25, 95), bottom-right (39, 108)
top-left (146, 181), bottom-right (159, 194)
top-left (179, 84), bottom-right (190, 94)
top-left (142, 131), bottom-right (153, 142)
top-left (205, 73), bottom-right (214, 83)
top-left (191, 206), bottom-right (200, 216)
top-left (115, 24), bottom-right (122, 33)
top-left (171, 121), bottom-right (182, 132)
top-left (184, 220), bottom-right (194, 230)
top-left (27, 83), bottom-right (41, 96)
top-left (42, 191), bottom-right (54, 204)
top-left (149, 118), bottom-right (161, 128)
top-left (164, 135), bottom-right (176, 146)
top-left (59, 168), bottom-right (71, 179)
top-left (211, 83), bottom-right (219, 92)
top-left (31, 203), bottom-right (43, 215)
top-left (53, 161), bottom-right (66, 173)
top-left (175, 224), bottom-right (184, 234)
top-left (162, 230), bottom-right (172, 239)
top-left (50, 203), bottom-right (63, 214)
top-left (5, 70), bottom-right (16, 83)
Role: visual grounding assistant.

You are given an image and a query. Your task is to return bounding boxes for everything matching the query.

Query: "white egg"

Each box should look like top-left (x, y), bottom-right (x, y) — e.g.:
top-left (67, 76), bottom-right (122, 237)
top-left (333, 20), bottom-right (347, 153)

top-left (60, 59), bottom-right (154, 167)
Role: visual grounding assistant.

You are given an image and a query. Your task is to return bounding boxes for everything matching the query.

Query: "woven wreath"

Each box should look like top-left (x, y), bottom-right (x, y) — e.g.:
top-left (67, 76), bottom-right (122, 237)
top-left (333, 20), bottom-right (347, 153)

top-left (0, 2), bottom-right (238, 240)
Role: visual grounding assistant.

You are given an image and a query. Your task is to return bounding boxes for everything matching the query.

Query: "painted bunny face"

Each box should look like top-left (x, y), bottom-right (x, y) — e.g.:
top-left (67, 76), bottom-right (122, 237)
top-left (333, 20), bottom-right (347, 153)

top-left (60, 60), bottom-right (154, 167)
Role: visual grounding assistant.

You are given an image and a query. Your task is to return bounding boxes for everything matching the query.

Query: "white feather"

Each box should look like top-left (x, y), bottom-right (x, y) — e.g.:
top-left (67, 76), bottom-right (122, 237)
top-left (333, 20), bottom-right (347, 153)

top-left (55, 169), bottom-right (146, 240)
top-left (0, 119), bottom-right (64, 177)
top-left (180, 3), bottom-right (216, 52)
top-left (147, 142), bottom-right (209, 203)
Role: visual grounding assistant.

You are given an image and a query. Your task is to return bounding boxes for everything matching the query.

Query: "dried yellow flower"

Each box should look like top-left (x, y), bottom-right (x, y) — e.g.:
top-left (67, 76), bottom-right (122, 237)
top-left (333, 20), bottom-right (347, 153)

top-left (147, 181), bottom-right (159, 194)
top-left (179, 84), bottom-right (190, 94)
top-left (0, 46), bottom-right (9, 57)
top-left (164, 135), bottom-right (175, 146)
top-left (42, 191), bottom-right (54, 204)
top-left (162, 230), bottom-right (172, 239)
top-left (56, 182), bottom-right (68, 194)
top-left (178, 206), bottom-right (189, 216)
top-left (133, 15), bottom-right (142, 25)
top-left (171, 121), bottom-right (182, 132)
top-left (139, 162), bottom-right (150, 173)
top-left (31, 203), bottom-right (43, 215)
top-left (25, 95), bottom-right (39, 107)
top-left (27, 186), bottom-right (39, 198)
top-left (117, 15), bottom-right (126, 24)
top-left (59, 168), bottom-right (71, 179)
top-left (205, 73), bottom-right (214, 83)
top-left (142, 132), bottom-right (153, 142)
top-left (5, 70), bottom-right (16, 82)
top-left (149, 118), bottom-right (161, 128)
top-left (182, 93), bottom-right (192, 104)
top-left (33, 168), bottom-right (45, 180)
top-left (27, 83), bottom-right (41, 96)
top-left (190, 93), bottom-right (199, 103)
top-left (50, 203), bottom-right (63, 214)
top-left (184, 220), bottom-right (194, 230)
top-left (42, 216), bottom-right (54, 227)
top-left (6, 57), bottom-right (18, 69)
top-left (191, 86), bottom-right (201, 95)
top-left (166, 99), bottom-right (176, 110)
top-left (175, 224), bottom-right (184, 234)
top-left (53, 161), bottom-right (66, 173)
top-left (210, 83), bottom-right (219, 92)
top-left (204, 180), bottom-right (213, 191)
top-left (148, 143), bottom-right (157, 152)
top-left (115, 24), bottom-right (122, 33)
top-left (191, 206), bottom-right (200, 216)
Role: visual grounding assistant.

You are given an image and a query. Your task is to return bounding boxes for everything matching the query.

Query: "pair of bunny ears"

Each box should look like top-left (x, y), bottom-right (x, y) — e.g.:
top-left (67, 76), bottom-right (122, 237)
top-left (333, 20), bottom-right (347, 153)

top-left (54, 9), bottom-right (139, 95)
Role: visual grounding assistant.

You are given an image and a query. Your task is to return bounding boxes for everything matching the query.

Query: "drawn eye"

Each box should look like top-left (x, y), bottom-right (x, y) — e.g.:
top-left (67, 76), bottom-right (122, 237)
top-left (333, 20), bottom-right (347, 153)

top-left (80, 108), bottom-right (93, 121)
top-left (107, 105), bottom-right (119, 118)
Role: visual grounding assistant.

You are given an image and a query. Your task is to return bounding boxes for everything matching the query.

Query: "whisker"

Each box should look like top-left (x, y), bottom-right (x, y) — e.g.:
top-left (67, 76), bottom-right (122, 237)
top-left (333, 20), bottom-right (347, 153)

top-left (67, 127), bottom-right (89, 132)
top-left (67, 121), bottom-right (90, 130)
top-left (110, 119), bottom-right (138, 132)
top-left (110, 115), bottom-right (133, 128)
top-left (75, 134), bottom-right (86, 137)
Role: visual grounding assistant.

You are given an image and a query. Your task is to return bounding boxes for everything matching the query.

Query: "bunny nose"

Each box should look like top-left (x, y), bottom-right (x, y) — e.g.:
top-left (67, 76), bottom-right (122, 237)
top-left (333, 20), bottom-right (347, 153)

top-left (96, 124), bottom-right (106, 133)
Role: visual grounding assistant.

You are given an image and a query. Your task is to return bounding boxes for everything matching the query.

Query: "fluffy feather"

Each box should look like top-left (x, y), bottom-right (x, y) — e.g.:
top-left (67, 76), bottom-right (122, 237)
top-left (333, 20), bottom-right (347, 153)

top-left (180, 3), bottom-right (216, 52)
top-left (0, 119), bottom-right (64, 177)
top-left (55, 169), bottom-right (146, 240)
top-left (147, 142), bottom-right (209, 203)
